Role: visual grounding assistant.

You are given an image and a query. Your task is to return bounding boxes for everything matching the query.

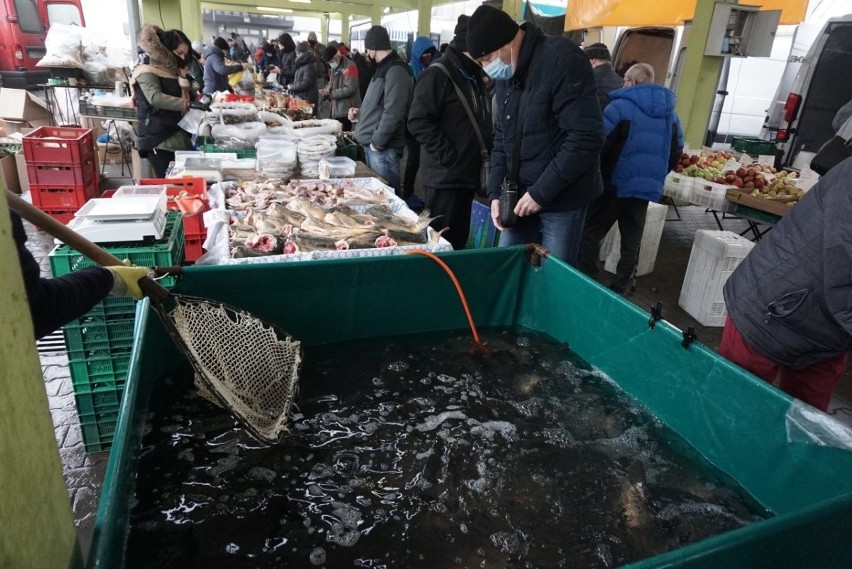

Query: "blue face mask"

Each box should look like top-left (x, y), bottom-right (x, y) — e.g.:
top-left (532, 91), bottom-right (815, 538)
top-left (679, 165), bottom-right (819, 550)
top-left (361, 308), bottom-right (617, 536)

top-left (483, 52), bottom-right (515, 80)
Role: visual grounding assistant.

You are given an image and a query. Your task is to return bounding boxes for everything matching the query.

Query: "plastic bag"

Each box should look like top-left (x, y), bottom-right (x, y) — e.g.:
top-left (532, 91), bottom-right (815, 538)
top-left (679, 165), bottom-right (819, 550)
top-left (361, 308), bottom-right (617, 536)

top-left (179, 109), bottom-right (207, 135)
top-left (38, 23), bottom-right (85, 68)
top-left (266, 72), bottom-right (279, 84)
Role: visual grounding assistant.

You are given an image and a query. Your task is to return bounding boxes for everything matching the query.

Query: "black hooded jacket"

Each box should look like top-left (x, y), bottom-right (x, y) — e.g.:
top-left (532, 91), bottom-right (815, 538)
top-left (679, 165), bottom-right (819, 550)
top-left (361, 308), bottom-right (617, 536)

top-left (408, 47), bottom-right (493, 190)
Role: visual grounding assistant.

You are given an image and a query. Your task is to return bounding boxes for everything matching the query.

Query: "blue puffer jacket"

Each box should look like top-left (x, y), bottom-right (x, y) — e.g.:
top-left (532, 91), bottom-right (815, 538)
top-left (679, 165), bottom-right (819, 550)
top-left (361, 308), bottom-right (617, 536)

top-left (487, 23), bottom-right (605, 211)
top-left (602, 83), bottom-right (683, 202)
top-left (723, 157), bottom-right (852, 369)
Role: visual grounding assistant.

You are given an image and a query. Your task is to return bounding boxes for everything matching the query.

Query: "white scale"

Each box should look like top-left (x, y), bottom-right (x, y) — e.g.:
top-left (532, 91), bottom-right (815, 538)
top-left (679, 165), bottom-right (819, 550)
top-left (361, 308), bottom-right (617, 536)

top-left (65, 190), bottom-right (168, 243)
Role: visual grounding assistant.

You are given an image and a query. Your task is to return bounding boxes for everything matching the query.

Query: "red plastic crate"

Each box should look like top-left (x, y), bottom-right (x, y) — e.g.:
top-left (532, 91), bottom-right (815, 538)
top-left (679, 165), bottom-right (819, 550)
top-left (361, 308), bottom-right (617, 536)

top-left (140, 177), bottom-right (208, 237)
top-left (38, 209), bottom-right (77, 226)
top-left (31, 182), bottom-right (98, 209)
top-left (23, 126), bottom-right (94, 164)
top-left (184, 236), bottom-right (204, 263)
top-left (28, 157), bottom-right (97, 187)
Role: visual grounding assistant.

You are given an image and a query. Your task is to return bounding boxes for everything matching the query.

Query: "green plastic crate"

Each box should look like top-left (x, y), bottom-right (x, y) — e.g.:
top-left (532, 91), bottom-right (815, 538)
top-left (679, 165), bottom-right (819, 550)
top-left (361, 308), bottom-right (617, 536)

top-left (79, 413), bottom-right (118, 453)
top-left (63, 315), bottom-right (137, 353)
top-left (732, 136), bottom-right (775, 156)
top-left (74, 387), bottom-right (122, 416)
top-left (68, 349), bottom-right (131, 390)
top-left (201, 143), bottom-right (256, 159)
top-left (49, 211), bottom-right (184, 288)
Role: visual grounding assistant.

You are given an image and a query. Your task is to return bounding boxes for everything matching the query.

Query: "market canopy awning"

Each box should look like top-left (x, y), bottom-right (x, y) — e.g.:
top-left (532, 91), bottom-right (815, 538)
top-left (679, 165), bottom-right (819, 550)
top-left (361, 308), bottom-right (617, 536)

top-left (565, 0), bottom-right (809, 30)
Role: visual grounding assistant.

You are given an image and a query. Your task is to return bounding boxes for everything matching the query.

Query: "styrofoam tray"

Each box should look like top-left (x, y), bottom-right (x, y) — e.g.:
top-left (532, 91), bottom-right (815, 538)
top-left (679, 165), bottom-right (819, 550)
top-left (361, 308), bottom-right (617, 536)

top-left (75, 195), bottom-right (165, 221)
top-left (199, 177), bottom-right (452, 265)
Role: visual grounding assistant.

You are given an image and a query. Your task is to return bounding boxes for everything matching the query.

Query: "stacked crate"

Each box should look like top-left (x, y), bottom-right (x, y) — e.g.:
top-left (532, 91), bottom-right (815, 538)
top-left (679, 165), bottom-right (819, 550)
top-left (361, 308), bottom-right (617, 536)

top-left (141, 178), bottom-right (208, 262)
top-left (23, 127), bottom-right (99, 223)
top-left (49, 212), bottom-right (185, 452)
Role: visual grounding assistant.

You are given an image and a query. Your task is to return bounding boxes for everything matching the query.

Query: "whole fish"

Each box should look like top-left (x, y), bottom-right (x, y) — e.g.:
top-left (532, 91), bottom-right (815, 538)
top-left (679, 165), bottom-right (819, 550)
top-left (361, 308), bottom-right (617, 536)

top-left (621, 461), bottom-right (665, 559)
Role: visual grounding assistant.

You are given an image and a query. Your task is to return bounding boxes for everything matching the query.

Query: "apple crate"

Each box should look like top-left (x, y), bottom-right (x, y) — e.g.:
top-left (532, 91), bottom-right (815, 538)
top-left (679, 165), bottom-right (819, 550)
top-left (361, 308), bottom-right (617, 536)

top-left (27, 157), bottom-right (97, 187)
top-left (679, 230), bottom-right (755, 327)
top-left (31, 182), bottom-right (99, 210)
top-left (663, 172), bottom-right (697, 202)
top-left (599, 202), bottom-right (668, 277)
top-left (691, 181), bottom-right (737, 213)
top-left (140, 178), bottom-right (208, 238)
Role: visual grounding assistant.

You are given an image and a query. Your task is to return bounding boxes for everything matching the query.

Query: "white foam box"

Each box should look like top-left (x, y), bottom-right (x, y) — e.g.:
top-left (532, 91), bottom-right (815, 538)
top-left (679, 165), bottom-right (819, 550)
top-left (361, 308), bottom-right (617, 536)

top-left (663, 172), bottom-right (696, 203)
top-left (598, 202), bottom-right (668, 277)
top-left (678, 230), bottom-right (755, 327)
top-left (691, 180), bottom-right (737, 213)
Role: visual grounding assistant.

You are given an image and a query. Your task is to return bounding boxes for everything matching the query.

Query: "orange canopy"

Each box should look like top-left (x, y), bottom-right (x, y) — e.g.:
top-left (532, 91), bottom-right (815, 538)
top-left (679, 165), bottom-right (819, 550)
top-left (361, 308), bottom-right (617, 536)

top-left (565, 0), bottom-right (809, 30)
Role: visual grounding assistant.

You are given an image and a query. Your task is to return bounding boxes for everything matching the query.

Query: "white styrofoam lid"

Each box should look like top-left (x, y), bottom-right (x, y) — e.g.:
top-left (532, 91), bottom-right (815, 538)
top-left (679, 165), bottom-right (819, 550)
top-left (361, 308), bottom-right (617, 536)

top-left (75, 196), bottom-right (162, 220)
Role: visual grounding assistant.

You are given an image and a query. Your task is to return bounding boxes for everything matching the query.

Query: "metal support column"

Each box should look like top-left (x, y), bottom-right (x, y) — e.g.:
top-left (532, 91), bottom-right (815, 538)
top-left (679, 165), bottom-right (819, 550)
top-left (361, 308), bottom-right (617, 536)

top-left (341, 13), bottom-right (351, 45)
top-left (371, 4), bottom-right (382, 26)
top-left (417, 0), bottom-right (433, 37)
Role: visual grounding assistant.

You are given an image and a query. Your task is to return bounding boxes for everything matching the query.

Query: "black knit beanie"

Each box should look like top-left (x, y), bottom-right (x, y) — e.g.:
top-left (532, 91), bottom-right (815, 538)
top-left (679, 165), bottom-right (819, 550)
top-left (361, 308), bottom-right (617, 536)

top-left (213, 37), bottom-right (228, 51)
top-left (453, 15), bottom-right (469, 53)
top-left (296, 41), bottom-right (309, 54)
top-left (467, 5), bottom-right (519, 59)
top-left (584, 43), bottom-right (612, 61)
top-left (364, 25), bottom-right (392, 51)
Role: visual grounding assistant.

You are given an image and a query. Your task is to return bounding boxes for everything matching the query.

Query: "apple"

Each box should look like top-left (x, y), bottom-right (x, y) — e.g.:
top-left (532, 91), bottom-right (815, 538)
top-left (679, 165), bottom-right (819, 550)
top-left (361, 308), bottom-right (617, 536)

top-left (715, 176), bottom-right (727, 184)
top-left (681, 153), bottom-right (690, 161)
top-left (755, 178), bottom-right (767, 189)
top-left (744, 181), bottom-right (755, 189)
top-left (755, 173), bottom-right (765, 181)
top-left (732, 179), bottom-right (744, 188)
top-left (736, 167), bottom-right (747, 178)
top-left (674, 165), bottom-right (684, 173)
top-left (690, 155), bottom-right (700, 164)
top-left (725, 174), bottom-right (736, 182)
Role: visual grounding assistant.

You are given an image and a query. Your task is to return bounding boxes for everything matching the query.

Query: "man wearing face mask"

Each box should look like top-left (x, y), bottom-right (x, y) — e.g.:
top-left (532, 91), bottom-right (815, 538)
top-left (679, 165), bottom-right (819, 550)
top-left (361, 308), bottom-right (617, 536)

top-left (320, 45), bottom-right (360, 131)
top-left (468, 6), bottom-right (604, 265)
top-left (351, 25), bottom-right (414, 193)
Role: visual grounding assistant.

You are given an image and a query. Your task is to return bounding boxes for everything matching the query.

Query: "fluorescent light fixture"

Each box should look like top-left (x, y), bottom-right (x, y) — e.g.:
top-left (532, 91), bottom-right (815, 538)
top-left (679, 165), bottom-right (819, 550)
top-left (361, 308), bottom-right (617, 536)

top-left (383, 6), bottom-right (390, 13)
top-left (289, 0), bottom-right (313, 4)
top-left (257, 5), bottom-right (294, 11)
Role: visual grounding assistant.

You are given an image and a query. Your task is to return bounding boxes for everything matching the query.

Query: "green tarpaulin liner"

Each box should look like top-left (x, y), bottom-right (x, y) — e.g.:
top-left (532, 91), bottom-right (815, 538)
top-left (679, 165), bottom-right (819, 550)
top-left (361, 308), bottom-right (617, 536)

top-left (89, 246), bottom-right (852, 568)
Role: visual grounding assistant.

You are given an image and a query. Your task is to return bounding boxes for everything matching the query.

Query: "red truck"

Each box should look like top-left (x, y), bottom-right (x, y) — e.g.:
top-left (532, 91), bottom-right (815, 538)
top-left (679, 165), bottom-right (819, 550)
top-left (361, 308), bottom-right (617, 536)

top-left (0, 0), bottom-right (85, 88)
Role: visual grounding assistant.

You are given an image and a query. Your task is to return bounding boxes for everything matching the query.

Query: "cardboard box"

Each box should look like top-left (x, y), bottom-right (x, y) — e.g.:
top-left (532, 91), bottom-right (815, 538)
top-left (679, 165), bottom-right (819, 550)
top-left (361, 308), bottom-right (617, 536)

top-left (98, 142), bottom-right (127, 166)
top-left (0, 88), bottom-right (51, 122)
top-left (0, 154), bottom-right (21, 194)
top-left (15, 153), bottom-right (29, 194)
top-left (0, 118), bottom-right (6, 137)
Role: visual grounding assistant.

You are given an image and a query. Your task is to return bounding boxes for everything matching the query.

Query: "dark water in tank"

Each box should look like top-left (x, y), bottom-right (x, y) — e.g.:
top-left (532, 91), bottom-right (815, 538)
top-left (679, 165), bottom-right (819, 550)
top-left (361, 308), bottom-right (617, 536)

top-left (125, 329), bottom-right (771, 568)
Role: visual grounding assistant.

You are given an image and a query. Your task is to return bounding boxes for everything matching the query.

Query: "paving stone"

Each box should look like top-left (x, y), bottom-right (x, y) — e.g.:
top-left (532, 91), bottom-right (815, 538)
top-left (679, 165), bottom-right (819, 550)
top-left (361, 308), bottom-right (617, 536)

top-left (43, 365), bottom-right (71, 381)
top-left (64, 423), bottom-right (83, 448)
top-left (59, 443), bottom-right (88, 470)
top-left (54, 424), bottom-right (70, 448)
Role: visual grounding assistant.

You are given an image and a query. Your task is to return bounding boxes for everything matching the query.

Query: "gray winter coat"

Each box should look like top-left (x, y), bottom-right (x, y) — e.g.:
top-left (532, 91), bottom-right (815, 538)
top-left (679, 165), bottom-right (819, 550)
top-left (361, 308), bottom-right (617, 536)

top-left (202, 45), bottom-right (243, 94)
top-left (593, 62), bottom-right (624, 110)
top-left (328, 57), bottom-right (361, 120)
top-left (723, 157), bottom-right (852, 369)
top-left (355, 52), bottom-right (413, 150)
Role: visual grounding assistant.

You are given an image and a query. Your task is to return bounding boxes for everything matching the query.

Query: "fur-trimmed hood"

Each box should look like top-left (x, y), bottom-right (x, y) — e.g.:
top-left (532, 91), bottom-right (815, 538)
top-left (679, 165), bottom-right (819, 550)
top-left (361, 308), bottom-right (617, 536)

top-left (137, 24), bottom-right (178, 73)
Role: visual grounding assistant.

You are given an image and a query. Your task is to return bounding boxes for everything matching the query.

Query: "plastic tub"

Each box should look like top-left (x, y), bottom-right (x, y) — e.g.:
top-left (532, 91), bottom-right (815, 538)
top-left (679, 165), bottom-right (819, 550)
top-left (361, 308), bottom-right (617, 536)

top-left (319, 156), bottom-right (356, 178)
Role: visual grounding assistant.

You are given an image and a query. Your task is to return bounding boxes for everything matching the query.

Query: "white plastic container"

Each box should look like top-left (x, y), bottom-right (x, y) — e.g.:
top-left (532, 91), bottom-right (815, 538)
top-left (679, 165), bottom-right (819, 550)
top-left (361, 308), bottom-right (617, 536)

top-left (599, 202), bottom-right (668, 276)
top-left (113, 185), bottom-right (167, 198)
top-left (678, 230), bottom-right (755, 327)
top-left (691, 180), bottom-right (737, 213)
top-left (663, 172), bottom-right (696, 203)
top-left (319, 156), bottom-right (356, 179)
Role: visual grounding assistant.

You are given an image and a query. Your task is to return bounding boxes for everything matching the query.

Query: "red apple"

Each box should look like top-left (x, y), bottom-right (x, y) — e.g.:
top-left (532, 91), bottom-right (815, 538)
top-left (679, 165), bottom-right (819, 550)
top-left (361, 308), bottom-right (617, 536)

top-left (689, 155), bottom-right (700, 164)
top-left (725, 174), bottom-right (736, 182)
top-left (755, 178), bottom-right (766, 189)
top-left (674, 165), bottom-right (684, 173)
top-left (732, 179), bottom-right (744, 188)
top-left (681, 153), bottom-right (690, 161)
top-left (736, 167), bottom-right (747, 178)
top-left (744, 181), bottom-right (755, 189)
top-left (744, 176), bottom-right (754, 183)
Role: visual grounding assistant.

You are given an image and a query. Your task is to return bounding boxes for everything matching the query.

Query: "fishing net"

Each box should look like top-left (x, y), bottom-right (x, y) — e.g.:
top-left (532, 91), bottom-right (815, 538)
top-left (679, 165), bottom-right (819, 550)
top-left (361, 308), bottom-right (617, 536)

top-left (162, 294), bottom-right (302, 444)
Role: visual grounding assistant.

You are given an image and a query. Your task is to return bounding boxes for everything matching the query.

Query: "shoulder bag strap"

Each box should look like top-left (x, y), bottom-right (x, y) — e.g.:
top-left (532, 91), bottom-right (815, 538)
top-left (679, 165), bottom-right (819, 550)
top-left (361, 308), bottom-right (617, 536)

top-left (433, 62), bottom-right (488, 160)
top-left (510, 42), bottom-right (543, 184)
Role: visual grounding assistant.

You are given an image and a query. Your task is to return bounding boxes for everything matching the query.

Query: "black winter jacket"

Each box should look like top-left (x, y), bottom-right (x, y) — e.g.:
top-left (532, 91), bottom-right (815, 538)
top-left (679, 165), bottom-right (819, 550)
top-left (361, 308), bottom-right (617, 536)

top-left (11, 210), bottom-right (113, 339)
top-left (408, 47), bottom-right (492, 191)
top-left (488, 23), bottom-right (605, 211)
top-left (723, 157), bottom-right (852, 369)
top-left (290, 52), bottom-right (318, 110)
top-left (592, 62), bottom-right (624, 109)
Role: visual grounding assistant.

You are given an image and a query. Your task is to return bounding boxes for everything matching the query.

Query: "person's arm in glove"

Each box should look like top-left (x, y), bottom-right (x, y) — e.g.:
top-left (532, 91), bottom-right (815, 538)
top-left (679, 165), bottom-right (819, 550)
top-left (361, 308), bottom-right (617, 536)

top-left (106, 265), bottom-right (151, 300)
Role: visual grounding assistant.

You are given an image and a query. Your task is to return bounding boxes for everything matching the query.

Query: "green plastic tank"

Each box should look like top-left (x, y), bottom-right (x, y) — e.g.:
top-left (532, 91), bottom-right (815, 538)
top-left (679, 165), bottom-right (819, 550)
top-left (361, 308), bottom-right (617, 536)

top-left (89, 246), bottom-right (852, 568)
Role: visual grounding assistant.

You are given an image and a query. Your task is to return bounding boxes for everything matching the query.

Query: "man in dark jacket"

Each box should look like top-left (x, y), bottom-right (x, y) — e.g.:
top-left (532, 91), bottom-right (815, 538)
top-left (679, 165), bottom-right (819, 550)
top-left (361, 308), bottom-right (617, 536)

top-left (408, 15), bottom-right (492, 249)
top-left (268, 33), bottom-right (297, 86)
top-left (288, 42), bottom-right (318, 114)
top-left (720, 157), bottom-right (852, 412)
top-left (578, 63), bottom-right (683, 293)
top-left (352, 26), bottom-right (414, 193)
top-left (468, 6), bottom-right (604, 265)
top-left (585, 43), bottom-right (624, 110)
top-left (320, 45), bottom-right (360, 130)
top-left (202, 36), bottom-right (244, 94)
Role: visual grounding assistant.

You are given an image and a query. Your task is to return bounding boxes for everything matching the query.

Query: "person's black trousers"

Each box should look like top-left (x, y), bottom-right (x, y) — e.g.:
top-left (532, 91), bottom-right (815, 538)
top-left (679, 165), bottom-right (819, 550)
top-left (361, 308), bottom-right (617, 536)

top-left (423, 186), bottom-right (476, 251)
top-left (146, 149), bottom-right (175, 179)
top-left (578, 193), bottom-right (649, 292)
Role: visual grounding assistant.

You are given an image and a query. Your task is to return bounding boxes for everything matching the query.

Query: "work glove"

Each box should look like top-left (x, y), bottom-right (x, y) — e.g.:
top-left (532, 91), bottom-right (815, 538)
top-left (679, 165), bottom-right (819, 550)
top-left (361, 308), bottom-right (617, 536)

top-left (107, 265), bottom-right (151, 300)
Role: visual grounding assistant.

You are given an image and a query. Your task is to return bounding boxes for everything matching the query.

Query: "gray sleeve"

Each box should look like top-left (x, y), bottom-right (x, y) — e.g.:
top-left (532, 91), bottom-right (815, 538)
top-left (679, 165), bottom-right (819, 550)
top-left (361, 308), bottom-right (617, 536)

top-left (370, 67), bottom-right (412, 150)
top-left (832, 98), bottom-right (852, 133)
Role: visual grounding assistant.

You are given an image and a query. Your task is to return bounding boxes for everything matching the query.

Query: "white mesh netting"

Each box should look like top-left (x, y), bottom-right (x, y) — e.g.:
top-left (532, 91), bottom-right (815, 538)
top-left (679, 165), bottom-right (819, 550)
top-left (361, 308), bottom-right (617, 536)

top-left (169, 295), bottom-right (302, 443)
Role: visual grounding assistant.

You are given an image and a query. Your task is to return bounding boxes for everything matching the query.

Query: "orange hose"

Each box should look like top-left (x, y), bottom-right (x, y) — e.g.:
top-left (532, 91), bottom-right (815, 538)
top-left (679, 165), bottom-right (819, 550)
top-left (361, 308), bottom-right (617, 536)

top-left (405, 250), bottom-right (490, 355)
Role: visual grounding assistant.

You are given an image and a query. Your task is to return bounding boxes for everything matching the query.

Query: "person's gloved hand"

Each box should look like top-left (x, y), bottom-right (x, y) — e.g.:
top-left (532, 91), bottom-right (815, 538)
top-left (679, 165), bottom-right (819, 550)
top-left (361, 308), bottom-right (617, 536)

top-left (106, 265), bottom-right (151, 300)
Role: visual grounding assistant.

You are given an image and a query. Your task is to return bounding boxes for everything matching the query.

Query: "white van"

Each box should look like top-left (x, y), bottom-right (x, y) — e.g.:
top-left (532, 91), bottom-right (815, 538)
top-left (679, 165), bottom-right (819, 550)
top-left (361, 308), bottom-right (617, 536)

top-left (602, 24), bottom-right (793, 144)
top-left (772, 14), bottom-right (852, 170)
